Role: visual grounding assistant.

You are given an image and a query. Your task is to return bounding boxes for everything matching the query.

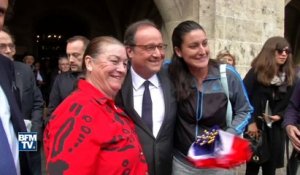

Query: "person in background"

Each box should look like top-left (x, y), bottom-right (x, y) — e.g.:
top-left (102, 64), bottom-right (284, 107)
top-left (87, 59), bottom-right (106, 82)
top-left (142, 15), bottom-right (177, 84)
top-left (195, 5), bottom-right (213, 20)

top-left (283, 79), bottom-right (300, 175)
top-left (116, 19), bottom-right (177, 175)
top-left (216, 49), bottom-right (236, 67)
top-left (34, 61), bottom-right (45, 88)
top-left (23, 54), bottom-right (35, 70)
top-left (49, 55), bottom-right (70, 88)
top-left (0, 27), bottom-right (44, 175)
top-left (243, 36), bottom-right (296, 175)
top-left (58, 55), bottom-right (70, 73)
top-left (46, 35), bottom-right (89, 123)
top-left (33, 60), bottom-right (50, 106)
top-left (0, 0), bottom-right (32, 174)
top-left (44, 36), bottom-right (148, 175)
top-left (168, 20), bottom-right (252, 175)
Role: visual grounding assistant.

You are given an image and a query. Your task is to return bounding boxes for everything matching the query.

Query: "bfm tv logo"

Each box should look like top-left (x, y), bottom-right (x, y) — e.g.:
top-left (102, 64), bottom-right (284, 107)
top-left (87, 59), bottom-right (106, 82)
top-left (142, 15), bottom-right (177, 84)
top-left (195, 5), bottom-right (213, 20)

top-left (18, 132), bottom-right (37, 151)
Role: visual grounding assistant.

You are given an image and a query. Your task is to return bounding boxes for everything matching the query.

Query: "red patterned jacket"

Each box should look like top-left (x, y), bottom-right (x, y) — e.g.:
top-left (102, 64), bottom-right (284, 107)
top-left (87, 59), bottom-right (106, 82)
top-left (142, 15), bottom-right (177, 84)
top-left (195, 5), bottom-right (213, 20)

top-left (44, 79), bottom-right (148, 175)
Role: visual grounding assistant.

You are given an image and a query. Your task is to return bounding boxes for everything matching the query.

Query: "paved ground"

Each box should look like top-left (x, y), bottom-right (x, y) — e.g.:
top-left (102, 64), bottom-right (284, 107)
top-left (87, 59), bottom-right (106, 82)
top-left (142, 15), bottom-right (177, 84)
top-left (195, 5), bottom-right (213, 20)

top-left (41, 144), bottom-right (291, 175)
top-left (235, 143), bottom-right (291, 175)
top-left (235, 164), bottom-right (286, 175)
top-left (41, 153), bottom-right (287, 175)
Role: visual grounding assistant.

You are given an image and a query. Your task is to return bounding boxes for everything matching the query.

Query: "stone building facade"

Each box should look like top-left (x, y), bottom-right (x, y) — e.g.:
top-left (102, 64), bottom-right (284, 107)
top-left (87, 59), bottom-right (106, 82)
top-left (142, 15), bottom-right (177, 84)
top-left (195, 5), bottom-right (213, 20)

top-left (8, 0), bottom-right (299, 76)
top-left (156, 0), bottom-right (292, 76)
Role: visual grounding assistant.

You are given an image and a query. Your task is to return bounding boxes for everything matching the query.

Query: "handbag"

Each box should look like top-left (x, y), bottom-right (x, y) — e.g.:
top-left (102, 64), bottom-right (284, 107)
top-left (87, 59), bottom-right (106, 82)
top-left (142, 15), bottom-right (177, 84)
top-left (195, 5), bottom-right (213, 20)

top-left (286, 125), bottom-right (300, 175)
top-left (244, 123), bottom-right (270, 164)
top-left (287, 149), bottom-right (300, 175)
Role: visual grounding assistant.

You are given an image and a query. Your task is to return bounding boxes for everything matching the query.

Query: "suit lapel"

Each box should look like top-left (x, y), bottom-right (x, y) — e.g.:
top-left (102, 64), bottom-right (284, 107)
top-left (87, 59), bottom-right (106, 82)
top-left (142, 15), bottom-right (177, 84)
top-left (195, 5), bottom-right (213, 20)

top-left (121, 71), bottom-right (154, 137)
top-left (0, 59), bottom-right (26, 133)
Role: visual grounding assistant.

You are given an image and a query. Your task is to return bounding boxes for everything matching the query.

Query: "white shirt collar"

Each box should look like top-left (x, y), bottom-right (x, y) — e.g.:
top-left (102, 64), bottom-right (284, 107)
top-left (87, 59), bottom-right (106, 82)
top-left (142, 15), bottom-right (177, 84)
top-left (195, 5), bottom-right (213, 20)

top-left (131, 67), bottom-right (160, 90)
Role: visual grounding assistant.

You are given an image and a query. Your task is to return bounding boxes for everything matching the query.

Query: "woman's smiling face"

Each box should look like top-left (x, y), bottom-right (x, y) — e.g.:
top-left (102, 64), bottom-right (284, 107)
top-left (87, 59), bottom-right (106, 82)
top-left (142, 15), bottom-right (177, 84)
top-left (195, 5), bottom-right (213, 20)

top-left (175, 29), bottom-right (210, 70)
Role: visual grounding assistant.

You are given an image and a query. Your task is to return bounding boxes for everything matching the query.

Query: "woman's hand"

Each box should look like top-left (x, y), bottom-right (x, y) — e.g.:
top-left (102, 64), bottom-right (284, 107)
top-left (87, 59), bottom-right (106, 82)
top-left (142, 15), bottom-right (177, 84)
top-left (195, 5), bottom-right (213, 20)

top-left (246, 122), bottom-right (260, 140)
top-left (286, 125), bottom-right (300, 151)
top-left (269, 115), bottom-right (281, 122)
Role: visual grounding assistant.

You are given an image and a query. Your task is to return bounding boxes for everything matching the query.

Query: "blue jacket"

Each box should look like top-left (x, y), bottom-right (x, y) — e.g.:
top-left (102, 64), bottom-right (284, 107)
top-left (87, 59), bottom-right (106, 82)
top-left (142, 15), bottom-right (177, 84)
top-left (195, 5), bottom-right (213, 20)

top-left (174, 62), bottom-right (253, 155)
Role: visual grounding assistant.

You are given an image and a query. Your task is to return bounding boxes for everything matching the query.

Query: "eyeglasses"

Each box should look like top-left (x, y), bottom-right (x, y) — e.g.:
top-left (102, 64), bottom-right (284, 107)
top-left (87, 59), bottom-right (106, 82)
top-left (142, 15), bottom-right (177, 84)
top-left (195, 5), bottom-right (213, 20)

top-left (0, 43), bottom-right (15, 51)
top-left (276, 48), bottom-right (291, 55)
top-left (132, 44), bottom-right (167, 53)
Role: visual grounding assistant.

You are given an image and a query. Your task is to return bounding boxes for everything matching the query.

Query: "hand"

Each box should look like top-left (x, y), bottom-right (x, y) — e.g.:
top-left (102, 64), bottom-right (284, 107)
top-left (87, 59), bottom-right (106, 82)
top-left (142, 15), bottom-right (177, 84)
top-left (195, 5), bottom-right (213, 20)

top-left (246, 122), bottom-right (260, 140)
top-left (269, 115), bottom-right (281, 122)
top-left (286, 125), bottom-right (300, 151)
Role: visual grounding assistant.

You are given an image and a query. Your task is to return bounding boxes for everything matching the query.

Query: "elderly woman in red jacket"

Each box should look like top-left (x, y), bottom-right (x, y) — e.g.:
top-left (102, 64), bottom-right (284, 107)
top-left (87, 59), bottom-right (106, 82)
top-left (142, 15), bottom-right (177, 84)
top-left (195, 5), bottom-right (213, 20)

top-left (44, 36), bottom-right (148, 175)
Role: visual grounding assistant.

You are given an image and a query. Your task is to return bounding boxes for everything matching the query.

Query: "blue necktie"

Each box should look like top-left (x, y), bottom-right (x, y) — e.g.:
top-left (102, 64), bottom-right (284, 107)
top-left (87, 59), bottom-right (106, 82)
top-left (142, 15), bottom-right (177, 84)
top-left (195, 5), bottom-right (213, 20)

top-left (0, 119), bottom-right (17, 175)
top-left (142, 81), bottom-right (152, 132)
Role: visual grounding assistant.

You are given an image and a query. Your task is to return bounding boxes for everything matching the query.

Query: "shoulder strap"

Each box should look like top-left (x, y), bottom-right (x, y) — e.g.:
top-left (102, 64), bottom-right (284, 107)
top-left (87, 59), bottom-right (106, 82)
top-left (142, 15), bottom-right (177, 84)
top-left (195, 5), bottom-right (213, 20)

top-left (220, 64), bottom-right (232, 127)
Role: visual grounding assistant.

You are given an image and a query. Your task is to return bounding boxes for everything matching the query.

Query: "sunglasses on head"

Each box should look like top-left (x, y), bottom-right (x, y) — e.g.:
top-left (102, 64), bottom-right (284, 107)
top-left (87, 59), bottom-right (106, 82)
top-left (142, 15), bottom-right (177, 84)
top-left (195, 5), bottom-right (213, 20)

top-left (276, 48), bottom-right (291, 54)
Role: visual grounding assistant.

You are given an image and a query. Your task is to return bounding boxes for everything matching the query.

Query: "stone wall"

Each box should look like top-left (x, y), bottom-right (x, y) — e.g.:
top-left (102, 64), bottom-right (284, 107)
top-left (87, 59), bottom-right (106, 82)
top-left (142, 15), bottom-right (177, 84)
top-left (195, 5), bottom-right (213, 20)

top-left (154, 0), bottom-right (199, 59)
top-left (156, 0), bottom-right (285, 77)
top-left (212, 0), bottom-right (285, 76)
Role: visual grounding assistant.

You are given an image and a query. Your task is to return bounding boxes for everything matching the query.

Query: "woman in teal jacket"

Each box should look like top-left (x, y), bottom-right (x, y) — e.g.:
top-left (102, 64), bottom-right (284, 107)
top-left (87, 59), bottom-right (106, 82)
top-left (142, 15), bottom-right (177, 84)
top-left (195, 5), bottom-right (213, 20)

top-left (168, 20), bottom-right (253, 175)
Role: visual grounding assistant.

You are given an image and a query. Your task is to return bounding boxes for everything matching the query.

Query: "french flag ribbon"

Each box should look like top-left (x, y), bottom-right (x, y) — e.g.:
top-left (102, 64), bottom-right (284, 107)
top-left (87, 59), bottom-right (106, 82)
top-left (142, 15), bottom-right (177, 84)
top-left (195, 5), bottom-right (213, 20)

top-left (187, 130), bottom-right (252, 169)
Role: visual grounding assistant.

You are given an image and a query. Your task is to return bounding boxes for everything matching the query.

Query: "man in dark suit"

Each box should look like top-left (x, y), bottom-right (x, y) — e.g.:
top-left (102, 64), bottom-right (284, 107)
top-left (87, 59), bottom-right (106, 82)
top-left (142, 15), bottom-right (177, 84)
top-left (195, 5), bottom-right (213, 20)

top-left (47, 36), bottom-right (89, 123)
top-left (0, 28), bottom-right (44, 175)
top-left (116, 20), bottom-right (177, 175)
top-left (0, 0), bottom-right (33, 174)
top-left (0, 55), bottom-right (33, 175)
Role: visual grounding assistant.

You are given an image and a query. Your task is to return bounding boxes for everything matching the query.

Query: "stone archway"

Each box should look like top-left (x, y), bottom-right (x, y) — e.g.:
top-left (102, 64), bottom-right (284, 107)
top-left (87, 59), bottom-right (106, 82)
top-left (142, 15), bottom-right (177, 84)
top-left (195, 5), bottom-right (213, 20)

top-left (7, 0), bottom-right (289, 74)
top-left (33, 12), bottom-right (90, 59)
top-left (153, 0), bottom-right (200, 57)
top-left (8, 0), bottom-right (164, 59)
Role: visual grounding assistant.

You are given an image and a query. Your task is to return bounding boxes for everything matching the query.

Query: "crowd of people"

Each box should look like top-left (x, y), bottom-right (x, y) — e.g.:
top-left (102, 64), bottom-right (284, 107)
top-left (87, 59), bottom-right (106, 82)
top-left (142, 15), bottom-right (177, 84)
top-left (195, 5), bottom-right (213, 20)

top-left (1, 0), bottom-right (300, 174)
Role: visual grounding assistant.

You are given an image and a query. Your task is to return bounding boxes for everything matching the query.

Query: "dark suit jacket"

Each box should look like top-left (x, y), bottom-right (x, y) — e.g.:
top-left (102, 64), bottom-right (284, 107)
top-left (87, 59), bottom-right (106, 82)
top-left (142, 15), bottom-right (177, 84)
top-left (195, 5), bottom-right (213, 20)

top-left (14, 61), bottom-right (44, 141)
top-left (116, 68), bottom-right (177, 175)
top-left (0, 55), bottom-right (32, 175)
top-left (47, 71), bottom-right (78, 124)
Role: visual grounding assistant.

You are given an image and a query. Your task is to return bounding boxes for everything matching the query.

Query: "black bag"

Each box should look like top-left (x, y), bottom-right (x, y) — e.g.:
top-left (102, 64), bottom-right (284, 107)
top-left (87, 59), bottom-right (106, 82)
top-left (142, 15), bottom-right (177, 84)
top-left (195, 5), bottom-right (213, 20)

top-left (244, 127), bottom-right (270, 164)
top-left (287, 149), bottom-right (300, 175)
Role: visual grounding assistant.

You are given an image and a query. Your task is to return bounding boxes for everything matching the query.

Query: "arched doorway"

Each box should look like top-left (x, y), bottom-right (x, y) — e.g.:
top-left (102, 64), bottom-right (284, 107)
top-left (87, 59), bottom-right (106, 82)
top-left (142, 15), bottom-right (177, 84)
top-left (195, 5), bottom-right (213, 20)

top-left (33, 13), bottom-right (90, 60)
top-left (7, 0), bottom-right (163, 61)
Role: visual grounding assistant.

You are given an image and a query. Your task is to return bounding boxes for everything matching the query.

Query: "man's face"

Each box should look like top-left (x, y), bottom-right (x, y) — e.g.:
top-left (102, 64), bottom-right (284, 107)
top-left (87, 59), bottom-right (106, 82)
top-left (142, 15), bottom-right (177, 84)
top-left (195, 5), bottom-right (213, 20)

top-left (24, 55), bottom-right (35, 66)
top-left (0, 30), bottom-right (15, 60)
top-left (58, 58), bottom-right (70, 73)
top-left (0, 0), bottom-right (8, 30)
top-left (66, 40), bottom-right (85, 72)
top-left (126, 25), bottom-right (165, 79)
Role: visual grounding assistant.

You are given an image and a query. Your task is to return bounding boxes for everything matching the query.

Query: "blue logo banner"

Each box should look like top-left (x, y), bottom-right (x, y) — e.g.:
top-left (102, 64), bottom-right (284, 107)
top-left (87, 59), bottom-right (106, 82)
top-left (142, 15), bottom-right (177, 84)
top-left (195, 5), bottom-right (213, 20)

top-left (18, 132), bottom-right (37, 151)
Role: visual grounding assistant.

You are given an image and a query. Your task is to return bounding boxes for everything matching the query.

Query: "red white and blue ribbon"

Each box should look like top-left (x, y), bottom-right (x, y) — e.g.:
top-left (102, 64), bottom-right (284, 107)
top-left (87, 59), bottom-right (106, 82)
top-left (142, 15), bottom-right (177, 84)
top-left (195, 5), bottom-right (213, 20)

top-left (187, 129), bottom-right (252, 169)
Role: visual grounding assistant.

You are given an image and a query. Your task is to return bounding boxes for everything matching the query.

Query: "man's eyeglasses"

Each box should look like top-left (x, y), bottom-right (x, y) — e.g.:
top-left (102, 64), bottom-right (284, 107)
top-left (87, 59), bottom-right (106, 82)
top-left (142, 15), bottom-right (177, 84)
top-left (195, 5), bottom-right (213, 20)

top-left (276, 48), bottom-right (291, 55)
top-left (0, 43), bottom-right (15, 51)
top-left (131, 44), bottom-right (167, 53)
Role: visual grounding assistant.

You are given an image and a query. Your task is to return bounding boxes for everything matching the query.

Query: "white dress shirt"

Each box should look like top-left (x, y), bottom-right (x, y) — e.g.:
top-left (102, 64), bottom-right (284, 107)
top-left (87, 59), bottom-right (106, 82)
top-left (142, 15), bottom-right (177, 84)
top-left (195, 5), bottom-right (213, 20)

top-left (0, 86), bottom-right (21, 175)
top-left (131, 67), bottom-right (165, 138)
top-left (36, 70), bottom-right (43, 82)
